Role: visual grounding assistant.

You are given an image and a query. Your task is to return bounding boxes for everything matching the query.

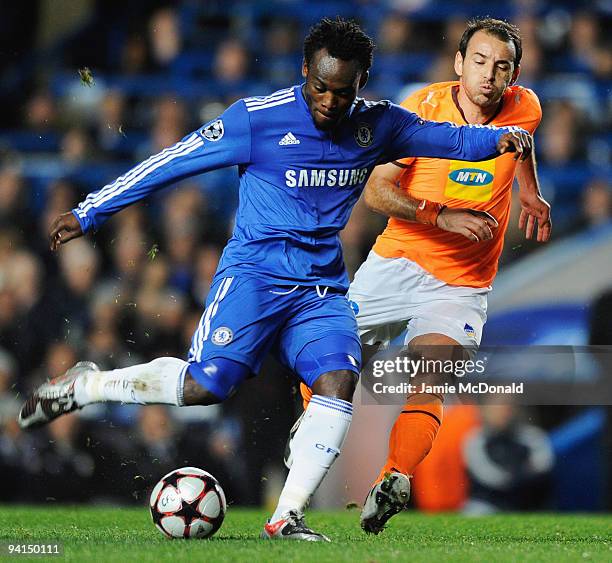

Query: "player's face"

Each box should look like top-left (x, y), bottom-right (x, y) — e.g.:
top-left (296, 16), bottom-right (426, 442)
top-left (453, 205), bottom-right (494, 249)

top-left (302, 48), bottom-right (368, 130)
top-left (455, 30), bottom-right (520, 109)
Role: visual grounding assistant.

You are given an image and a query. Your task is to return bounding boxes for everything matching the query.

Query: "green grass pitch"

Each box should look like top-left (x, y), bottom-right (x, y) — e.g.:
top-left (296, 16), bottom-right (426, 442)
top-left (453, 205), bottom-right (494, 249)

top-left (1, 506), bottom-right (610, 562)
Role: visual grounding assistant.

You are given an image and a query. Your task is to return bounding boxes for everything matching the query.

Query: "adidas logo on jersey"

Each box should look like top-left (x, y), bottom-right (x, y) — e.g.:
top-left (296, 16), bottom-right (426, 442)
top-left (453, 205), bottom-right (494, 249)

top-left (279, 132), bottom-right (300, 146)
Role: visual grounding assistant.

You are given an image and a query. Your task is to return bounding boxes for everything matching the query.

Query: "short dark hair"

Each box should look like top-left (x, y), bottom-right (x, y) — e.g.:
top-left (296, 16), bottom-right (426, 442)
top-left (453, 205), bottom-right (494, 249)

top-left (458, 17), bottom-right (522, 67)
top-left (303, 17), bottom-right (375, 73)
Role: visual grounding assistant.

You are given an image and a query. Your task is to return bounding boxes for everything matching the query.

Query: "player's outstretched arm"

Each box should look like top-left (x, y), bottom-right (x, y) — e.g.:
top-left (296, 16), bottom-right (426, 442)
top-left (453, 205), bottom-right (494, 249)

top-left (71, 101), bottom-right (251, 237)
top-left (49, 212), bottom-right (84, 251)
top-left (389, 105), bottom-right (533, 163)
top-left (364, 163), bottom-right (498, 243)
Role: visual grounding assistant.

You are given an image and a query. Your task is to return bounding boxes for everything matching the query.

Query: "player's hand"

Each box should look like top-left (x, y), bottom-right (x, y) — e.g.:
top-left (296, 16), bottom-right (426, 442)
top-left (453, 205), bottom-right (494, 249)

top-left (518, 191), bottom-right (552, 242)
top-left (49, 212), bottom-right (83, 251)
top-left (497, 130), bottom-right (533, 161)
top-left (436, 207), bottom-right (499, 243)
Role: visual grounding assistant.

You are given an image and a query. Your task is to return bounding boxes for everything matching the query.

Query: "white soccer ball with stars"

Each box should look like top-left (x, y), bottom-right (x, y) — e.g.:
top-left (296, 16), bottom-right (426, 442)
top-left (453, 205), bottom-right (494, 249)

top-left (149, 467), bottom-right (227, 539)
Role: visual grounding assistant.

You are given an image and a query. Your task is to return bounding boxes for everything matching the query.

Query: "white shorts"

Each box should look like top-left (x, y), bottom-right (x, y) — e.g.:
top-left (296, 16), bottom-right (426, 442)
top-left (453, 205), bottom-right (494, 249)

top-left (347, 251), bottom-right (490, 348)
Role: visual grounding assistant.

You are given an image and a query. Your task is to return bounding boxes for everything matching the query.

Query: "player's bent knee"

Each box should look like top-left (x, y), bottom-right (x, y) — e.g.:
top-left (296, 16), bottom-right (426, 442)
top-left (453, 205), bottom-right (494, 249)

top-left (312, 370), bottom-right (358, 402)
top-left (295, 332), bottom-right (361, 383)
top-left (407, 335), bottom-right (468, 393)
top-left (183, 372), bottom-right (222, 405)
top-left (184, 357), bottom-right (251, 405)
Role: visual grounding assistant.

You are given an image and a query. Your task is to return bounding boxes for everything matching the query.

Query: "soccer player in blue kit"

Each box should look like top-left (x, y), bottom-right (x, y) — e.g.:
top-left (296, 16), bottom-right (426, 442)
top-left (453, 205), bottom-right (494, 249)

top-left (18, 18), bottom-right (532, 541)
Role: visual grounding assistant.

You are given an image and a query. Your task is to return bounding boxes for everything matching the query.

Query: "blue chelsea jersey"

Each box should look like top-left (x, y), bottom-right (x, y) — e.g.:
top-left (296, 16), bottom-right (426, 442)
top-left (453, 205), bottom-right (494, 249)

top-left (74, 84), bottom-right (519, 291)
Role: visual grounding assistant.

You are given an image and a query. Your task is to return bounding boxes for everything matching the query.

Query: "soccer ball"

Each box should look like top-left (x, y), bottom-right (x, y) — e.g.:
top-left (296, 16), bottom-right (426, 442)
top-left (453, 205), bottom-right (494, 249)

top-left (149, 467), bottom-right (227, 539)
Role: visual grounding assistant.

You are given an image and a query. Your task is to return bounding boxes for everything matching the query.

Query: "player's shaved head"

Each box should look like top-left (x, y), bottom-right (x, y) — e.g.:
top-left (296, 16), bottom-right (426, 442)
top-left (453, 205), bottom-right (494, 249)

top-left (459, 17), bottom-right (522, 67)
top-left (303, 17), bottom-right (375, 73)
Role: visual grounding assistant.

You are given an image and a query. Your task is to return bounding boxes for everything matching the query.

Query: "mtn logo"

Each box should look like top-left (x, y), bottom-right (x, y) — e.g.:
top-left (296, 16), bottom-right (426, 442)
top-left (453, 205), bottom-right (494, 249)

top-left (279, 132), bottom-right (300, 146)
top-left (449, 168), bottom-right (494, 186)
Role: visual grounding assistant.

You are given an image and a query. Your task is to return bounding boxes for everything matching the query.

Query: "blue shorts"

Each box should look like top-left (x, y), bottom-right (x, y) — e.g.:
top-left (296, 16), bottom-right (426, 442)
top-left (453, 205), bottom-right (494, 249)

top-left (187, 276), bottom-right (361, 392)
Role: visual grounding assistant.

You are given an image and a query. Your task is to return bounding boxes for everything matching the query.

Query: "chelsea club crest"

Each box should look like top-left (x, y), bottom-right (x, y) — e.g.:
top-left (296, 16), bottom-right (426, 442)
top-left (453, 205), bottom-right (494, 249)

top-left (355, 122), bottom-right (373, 147)
top-left (212, 326), bottom-right (233, 346)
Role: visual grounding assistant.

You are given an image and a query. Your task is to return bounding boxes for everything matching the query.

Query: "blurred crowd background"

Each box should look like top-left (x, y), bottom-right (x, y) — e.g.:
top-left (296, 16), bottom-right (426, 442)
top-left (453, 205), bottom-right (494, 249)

top-left (0, 0), bottom-right (610, 511)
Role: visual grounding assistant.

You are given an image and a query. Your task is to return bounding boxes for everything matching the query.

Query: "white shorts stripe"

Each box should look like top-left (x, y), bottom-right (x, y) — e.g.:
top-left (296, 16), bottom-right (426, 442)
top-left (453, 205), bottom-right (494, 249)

top-left (202, 277), bottom-right (234, 347)
top-left (189, 278), bottom-right (227, 361)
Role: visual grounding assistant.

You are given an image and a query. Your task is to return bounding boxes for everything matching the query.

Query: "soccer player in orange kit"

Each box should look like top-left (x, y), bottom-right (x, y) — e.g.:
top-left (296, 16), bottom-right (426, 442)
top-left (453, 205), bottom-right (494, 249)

top-left (290, 17), bottom-right (552, 534)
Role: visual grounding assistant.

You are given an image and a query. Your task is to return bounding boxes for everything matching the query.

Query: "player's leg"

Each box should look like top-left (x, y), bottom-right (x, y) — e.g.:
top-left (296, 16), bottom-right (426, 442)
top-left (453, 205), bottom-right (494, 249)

top-left (283, 342), bottom-right (377, 469)
top-left (265, 367), bottom-right (358, 541)
top-left (360, 334), bottom-right (453, 534)
top-left (273, 364), bottom-right (357, 523)
top-left (284, 251), bottom-right (410, 466)
top-left (360, 281), bottom-right (486, 533)
top-left (371, 333), bottom-right (456, 484)
top-left (263, 289), bottom-right (361, 541)
top-left (17, 354), bottom-right (253, 429)
top-left (18, 276), bottom-right (276, 429)
top-left (370, 304), bottom-right (484, 486)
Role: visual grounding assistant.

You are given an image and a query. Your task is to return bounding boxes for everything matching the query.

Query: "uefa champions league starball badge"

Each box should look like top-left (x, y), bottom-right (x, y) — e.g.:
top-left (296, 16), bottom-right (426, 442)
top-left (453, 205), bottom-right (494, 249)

top-left (201, 120), bottom-right (225, 142)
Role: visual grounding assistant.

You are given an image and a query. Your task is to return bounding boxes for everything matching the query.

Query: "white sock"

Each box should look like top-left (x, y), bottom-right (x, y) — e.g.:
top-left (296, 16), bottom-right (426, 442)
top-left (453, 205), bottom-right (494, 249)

top-left (73, 357), bottom-right (188, 407)
top-left (270, 395), bottom-right (353, 522)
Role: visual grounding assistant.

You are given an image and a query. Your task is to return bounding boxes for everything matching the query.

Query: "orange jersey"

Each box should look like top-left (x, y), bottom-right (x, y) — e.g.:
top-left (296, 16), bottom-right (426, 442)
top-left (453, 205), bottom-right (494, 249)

top-left (372, 81), bottom-right (542, 287)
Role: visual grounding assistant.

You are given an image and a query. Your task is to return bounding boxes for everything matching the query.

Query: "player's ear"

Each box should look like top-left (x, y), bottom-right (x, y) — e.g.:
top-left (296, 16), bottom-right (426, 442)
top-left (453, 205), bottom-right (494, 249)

top-left (358, 70), bottom-right (369, 90)
top-left (302, 59), bottom-right (309, 79)
top-left (454, 51), bottom-right (464, 77)
top-left (510, 64), bottom-right (520, 85)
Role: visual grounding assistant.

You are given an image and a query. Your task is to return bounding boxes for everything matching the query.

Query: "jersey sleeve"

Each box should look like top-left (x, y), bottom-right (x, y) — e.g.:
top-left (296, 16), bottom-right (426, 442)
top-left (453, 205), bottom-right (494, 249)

top-left (382, 103), bottom-right (521, 164)
top-left (395, 89), bottom-right (426, 167)
top-left (73, 100), bottom-right (252, 233)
